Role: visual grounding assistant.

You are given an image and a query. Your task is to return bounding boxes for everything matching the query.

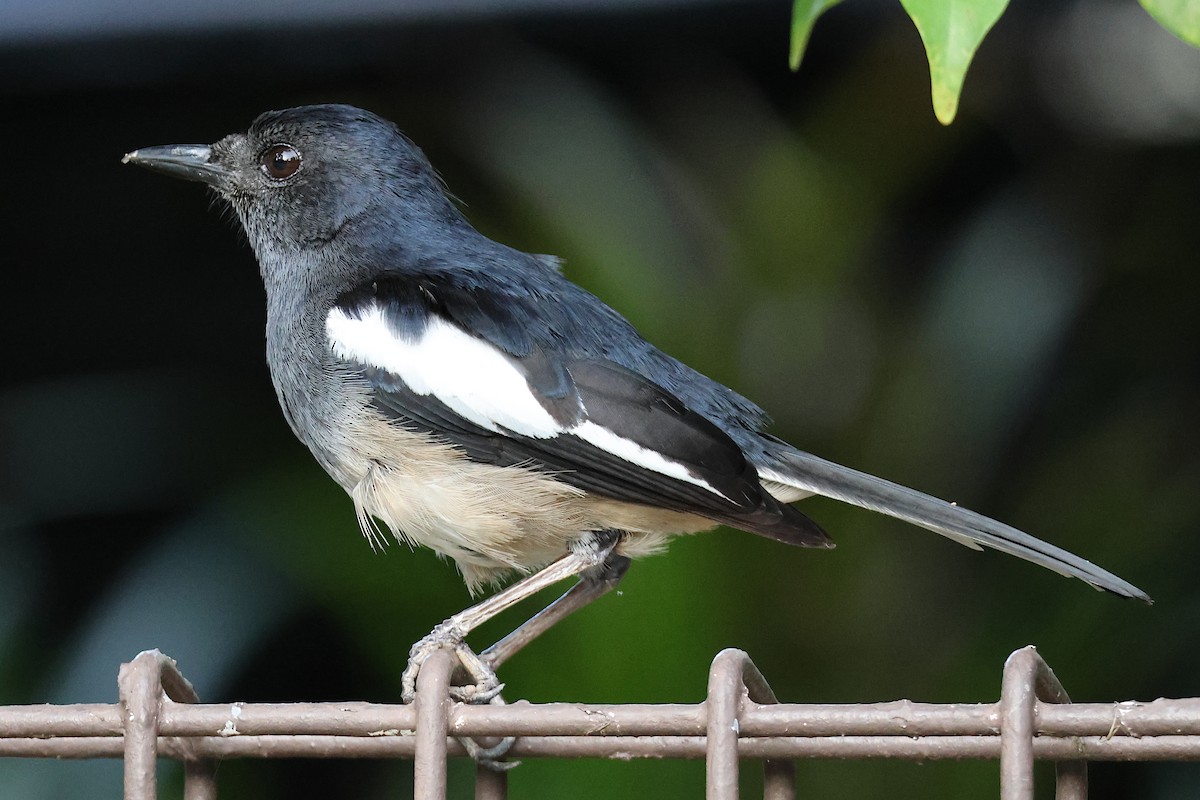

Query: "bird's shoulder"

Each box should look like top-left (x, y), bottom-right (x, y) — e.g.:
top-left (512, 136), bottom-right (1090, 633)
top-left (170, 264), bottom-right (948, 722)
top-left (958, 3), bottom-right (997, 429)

top-left (330, 253), bottom-right (768, 429)
top-left (334, 256), bottom-right (621, 357)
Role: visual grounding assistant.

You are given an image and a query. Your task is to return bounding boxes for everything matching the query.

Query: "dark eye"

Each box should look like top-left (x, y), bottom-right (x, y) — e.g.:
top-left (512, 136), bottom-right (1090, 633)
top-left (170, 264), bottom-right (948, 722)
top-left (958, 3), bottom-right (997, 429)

top-left (260, 144), bottom-right (301, 180)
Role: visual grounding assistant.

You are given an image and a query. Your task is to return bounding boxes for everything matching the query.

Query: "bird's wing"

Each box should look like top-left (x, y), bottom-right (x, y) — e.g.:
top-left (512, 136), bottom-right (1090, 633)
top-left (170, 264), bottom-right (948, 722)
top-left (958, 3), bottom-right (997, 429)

top-left (325, 275), bottom-right (832, 548)
top-left (757, 442), bottom-right (1151, 602)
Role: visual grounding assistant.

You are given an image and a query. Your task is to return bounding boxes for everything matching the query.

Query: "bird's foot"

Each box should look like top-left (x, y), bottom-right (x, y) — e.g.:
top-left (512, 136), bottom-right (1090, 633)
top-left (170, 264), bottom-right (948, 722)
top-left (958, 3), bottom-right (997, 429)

top-left (401, 623), bottom-right (518, 767)
top-left (401, 622), bottom-right (505, 704)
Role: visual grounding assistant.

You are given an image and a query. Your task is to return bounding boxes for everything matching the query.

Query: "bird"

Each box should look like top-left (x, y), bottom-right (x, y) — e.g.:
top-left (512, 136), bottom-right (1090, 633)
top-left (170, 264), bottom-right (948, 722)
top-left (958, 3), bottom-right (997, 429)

top-left (123, 103), bottom-right (1150, 706)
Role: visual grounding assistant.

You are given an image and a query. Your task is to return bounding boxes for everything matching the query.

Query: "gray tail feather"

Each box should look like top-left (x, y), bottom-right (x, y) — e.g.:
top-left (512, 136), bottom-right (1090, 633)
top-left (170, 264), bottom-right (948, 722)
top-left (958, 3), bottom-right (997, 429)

top-left (760, 447), bottom-right (1151, 603)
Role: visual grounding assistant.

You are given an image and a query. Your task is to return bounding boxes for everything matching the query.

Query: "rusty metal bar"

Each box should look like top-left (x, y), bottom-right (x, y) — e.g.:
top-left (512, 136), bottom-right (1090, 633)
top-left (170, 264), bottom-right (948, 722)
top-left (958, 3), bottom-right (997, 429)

top-left (6, 646), bottom-right (1200, 800)
top-left (450, 702), bottom-right (705, 738)
top-left (741, 701), bottom-right (998, 736)
top-left (705, 649), bottom-right (796, 800)
top-left (159, 657), bottom-right (201, 706)
top-left (475, 762), bottom-right (508, 800)
top-left (11, 697), bottom-right (1200, 742)
top-left (7, 713), bottom-right (1200, 760)
top-left (183, 759), bottom-right (219, 800)
top-left (11, 731), bottom-right (1200, 761)
top-left (1024, 651), bottom-right (1086, 800)
top-left (168, 701), bottom-right (417, 736)
top-left (1000, 646), bottom-right (1088, 800)
top-left (1055, 761), bottom-right (1088, 800)
top-left (0, 704), bottom-right (123, 735)
top-left (706, 649), bottom-right (743, 800)
top-left (1037, 699), bottom-right (1200, 736)
top-left (115, 649), bottom-right (219, 800)
top-left (1000, 647), bottom-right (1039, 799)
top-left (414, 648), bottom-right (455, 800)
top-left (117, 651), bottom-right (166, 800)
top-left (733, 652), bottom-right (795, 800)
top-left (160, 662), bottom-right (218, 800)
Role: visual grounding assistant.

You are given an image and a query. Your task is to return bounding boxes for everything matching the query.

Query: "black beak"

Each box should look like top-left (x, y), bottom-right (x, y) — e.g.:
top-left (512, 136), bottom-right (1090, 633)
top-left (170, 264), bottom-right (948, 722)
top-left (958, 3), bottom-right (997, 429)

top-left (122, 144), bottom-right (229, 188)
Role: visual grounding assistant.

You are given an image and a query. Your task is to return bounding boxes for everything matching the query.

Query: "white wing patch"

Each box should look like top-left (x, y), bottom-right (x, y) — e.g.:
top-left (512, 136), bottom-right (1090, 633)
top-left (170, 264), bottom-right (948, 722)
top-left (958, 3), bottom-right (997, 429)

top-left (326, 304), bottom-right (730, 499)
top-left (327, 305), bottom-right (560, 438)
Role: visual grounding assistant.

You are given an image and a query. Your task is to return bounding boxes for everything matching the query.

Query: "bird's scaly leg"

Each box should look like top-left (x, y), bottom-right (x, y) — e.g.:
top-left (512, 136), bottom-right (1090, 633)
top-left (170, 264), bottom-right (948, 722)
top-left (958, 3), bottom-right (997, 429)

top-left (481, 550), bottom-right (631, 669)
top-left (401, 531), bottom-right (627, 704)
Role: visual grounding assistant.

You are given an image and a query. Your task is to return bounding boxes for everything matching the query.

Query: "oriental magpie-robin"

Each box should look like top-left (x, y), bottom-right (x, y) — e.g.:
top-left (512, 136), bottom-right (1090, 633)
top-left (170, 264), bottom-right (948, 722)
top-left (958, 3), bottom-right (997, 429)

top-left (124, 104), bottom-right (1149, 705)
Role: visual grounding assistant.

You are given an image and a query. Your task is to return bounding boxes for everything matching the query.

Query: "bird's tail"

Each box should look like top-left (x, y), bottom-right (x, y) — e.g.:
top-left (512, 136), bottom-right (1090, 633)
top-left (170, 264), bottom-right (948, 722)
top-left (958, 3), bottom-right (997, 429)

top-left (756, 445), bottom-right (1151, 603)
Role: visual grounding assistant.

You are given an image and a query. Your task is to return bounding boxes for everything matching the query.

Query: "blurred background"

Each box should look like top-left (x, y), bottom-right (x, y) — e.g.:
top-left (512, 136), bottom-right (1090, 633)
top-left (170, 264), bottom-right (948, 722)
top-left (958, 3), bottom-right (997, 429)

top-left (1, 0), bottom-right (1198, 796)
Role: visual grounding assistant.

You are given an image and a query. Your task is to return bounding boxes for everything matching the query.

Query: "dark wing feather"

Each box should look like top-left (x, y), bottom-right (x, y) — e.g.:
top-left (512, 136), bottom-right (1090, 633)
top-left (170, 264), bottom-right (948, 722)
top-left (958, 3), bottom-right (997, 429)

top-left (355, 252), bottom-right (776, 441)
top-left (335, 274), bottom-right (830, 547)
top-left (366, 358), bottom-right (832, 548)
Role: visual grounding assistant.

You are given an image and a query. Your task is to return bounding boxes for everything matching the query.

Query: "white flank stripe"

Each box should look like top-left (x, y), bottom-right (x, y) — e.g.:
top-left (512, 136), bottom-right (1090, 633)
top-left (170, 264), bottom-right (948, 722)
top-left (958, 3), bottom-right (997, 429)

top-left (327, 305), bottom-right (562, 438)
top-left (327, 304), bottom-right (732, 501)
top-left (571, 420), bottom-right (728, 498)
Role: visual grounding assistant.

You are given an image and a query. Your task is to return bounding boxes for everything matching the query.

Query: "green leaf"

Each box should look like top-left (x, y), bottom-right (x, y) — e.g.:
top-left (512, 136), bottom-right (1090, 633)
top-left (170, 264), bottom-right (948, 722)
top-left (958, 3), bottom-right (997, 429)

top-left (790, 0), bottom-right (844, 71)
top-left (899, 0), bottom-right (1010, 125)
top-left (1140, 0), bottom-right (1200, 48)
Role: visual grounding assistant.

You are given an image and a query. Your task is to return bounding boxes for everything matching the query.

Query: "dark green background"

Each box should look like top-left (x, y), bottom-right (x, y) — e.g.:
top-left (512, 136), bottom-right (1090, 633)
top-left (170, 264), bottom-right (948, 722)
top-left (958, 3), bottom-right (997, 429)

top-left (2, 1), bottom-right (1198, 797)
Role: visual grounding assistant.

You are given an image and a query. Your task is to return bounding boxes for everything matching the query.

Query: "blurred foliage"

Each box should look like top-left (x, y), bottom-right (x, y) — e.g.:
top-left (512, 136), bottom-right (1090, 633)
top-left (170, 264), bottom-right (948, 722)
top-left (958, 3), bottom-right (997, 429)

top-left (1140, 0), bottom-right (1200, 46)
top-left (790, 0), bottom-right (844, 70)
top-left (1, 1), bottom-right (1199, 798)
top-left (899, 0), bottom-right (1010, 123)
top-left (793, 0), bottom-right (1200, 123)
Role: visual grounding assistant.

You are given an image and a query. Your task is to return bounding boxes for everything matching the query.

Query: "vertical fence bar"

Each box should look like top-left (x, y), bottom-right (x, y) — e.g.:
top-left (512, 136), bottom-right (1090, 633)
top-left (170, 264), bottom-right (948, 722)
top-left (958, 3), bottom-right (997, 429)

top-left (706, 649), bottom-right (796, 800)
top-left (118, 651), bottom-right (166, 800)
top-left (1000, 646), bottom-right (1090, 800)
top-left (1054, 760), bottom-right (1088, 800)
top-left (475, 763), bottom-right (509, 800)
top-left (183, 760), bottom-right (220, 800)
top-left (762, 756), bottom-right (797, 800)
top-left (414, 648), bottom-right (456, 800)
top-left (707, 649), bottom-right (746, 800)
top-left (1027, 653), bottom-right (1087, 800)
top-left (739, 663), bottom-right (796, 800)
top-left (156, 654), bottom-right (219, 800)
top-left (1000, 647), bottom-right (1039, 800)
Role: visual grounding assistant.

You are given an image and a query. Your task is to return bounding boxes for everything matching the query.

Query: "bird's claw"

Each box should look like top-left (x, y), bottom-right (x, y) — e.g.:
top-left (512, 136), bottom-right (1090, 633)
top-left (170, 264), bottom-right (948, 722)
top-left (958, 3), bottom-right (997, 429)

top-left (401, 624), bottom-right (519, 766)
top-left (458, 690), bottom-right (519, 769)
top-left (448, 678), bottom-right (507, 704)
top-left (401, 623), bottom-right (504, 705)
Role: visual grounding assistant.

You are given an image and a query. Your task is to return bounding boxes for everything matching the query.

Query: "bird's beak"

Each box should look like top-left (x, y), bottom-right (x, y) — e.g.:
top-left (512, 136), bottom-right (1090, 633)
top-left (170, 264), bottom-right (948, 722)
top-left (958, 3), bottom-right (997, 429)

top-left (122, 144), bottom-right (229, 188)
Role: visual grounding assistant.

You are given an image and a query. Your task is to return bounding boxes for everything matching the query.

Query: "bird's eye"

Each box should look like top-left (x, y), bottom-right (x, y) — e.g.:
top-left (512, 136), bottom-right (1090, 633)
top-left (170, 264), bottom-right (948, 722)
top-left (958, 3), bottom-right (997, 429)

top-left (260, 144), bottom-right (301, 180)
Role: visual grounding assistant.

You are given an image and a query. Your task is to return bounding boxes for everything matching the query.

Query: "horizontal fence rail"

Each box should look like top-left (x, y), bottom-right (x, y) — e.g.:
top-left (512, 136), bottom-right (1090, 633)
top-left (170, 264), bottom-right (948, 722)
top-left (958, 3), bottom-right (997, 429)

top-left (1, 646), bottom-right (1198, 799)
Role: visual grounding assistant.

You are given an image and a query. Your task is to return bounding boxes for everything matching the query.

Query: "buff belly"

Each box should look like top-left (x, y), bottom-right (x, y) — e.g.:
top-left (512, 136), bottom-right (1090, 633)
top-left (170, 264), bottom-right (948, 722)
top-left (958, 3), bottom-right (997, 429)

top-left (336, 416), bottom-right (716, 592)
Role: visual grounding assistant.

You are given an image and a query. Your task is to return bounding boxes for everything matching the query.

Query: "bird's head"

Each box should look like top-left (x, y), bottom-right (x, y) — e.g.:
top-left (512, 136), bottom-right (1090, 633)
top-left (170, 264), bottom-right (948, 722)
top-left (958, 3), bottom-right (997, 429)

top-left (124, 104), bottom-right (458, 265)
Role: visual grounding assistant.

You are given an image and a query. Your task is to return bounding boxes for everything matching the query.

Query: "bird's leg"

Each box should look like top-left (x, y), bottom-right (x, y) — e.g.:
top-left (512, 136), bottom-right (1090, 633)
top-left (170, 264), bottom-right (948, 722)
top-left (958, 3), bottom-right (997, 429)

top-left (461, 547), bottom-right (631, 768)
top-left (481, 550), bottom-right (631, 670)
top-left (401, 531), bottom-right (624, 704)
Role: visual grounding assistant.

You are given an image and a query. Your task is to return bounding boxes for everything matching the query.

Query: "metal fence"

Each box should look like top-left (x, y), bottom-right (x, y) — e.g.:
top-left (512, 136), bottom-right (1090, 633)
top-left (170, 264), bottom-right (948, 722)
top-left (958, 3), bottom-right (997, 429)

top-left (2, 645), bottom-right (1198, 799)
